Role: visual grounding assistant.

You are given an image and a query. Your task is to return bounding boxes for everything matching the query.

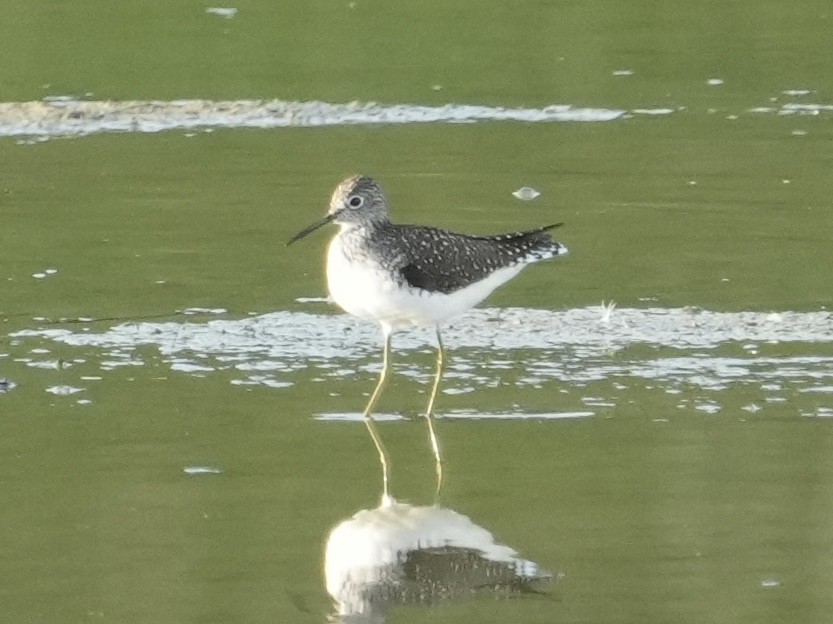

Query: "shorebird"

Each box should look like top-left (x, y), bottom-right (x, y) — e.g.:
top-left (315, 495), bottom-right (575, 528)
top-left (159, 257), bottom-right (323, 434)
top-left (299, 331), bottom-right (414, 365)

top-left (288, 175), bottom-right (567, 498)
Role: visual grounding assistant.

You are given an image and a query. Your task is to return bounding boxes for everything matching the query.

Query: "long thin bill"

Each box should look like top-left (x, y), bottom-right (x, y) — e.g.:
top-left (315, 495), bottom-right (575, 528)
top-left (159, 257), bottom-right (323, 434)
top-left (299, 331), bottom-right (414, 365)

top-left (286, 213), bottom-right (336, 245)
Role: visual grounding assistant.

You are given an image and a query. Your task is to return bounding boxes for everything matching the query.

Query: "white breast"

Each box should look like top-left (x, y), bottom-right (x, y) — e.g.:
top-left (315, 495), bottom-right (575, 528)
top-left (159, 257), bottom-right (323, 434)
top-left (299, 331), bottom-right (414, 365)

top-left (326, 235), bottom-right (406, 326)
top-left (326, 233), bottom-right (525, 333)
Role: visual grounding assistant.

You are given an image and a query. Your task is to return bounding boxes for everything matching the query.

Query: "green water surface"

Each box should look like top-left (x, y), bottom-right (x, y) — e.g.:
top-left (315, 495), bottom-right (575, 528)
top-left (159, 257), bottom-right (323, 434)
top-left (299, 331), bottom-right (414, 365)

top-left (2, 2), bottom-right (833, 623)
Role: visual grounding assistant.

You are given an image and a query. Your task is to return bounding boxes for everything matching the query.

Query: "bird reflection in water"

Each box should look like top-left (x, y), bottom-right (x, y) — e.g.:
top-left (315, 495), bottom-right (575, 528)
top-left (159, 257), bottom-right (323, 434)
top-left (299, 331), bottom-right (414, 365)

top-left (324, 497), bottom-right (554, 622)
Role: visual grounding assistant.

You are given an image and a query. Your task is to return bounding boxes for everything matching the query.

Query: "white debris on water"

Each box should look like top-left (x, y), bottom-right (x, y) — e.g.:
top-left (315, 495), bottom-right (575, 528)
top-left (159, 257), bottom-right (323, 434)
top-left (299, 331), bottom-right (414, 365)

top-left (9, 307), bottom-right (833, 405)
top-left (782, 103), bottom-right (833, 114)
top-left (694, 402), bottom-right (722, 414)
top-left (205, 7), bottom-right (238, 18)
top-left (170, 359), bottom-right (215, 373)
top-left (45, 385), bottom-right (85, 396)
top-left (183, 466), bottom-right (224, 475)
top-left (182, 307), bottom-right (227, 316)
top-left (433, 410), bottom-right (594, 420)
top-left (631, 108), bottom-right (675, 115)
top-left (511, 186), bottom-right (541, 201)
top-left (229, 375), bottom-right (292, 389)
top-left (13, 307), bottom-right (833, 355)
top-left (25, 359), bottom-right (68, 370)
top-left (759, 103), bottom-right (832, 116)
top-left (295, 297), bottom-right (330, 304)
top-left (2, 97), bottom-right (830, 141)
top-left (315, 412), bottom-right (407, 422)
top-left (0, 99), bottom-right (627, 139)
top-left (598, 300), bottom-right (616, 324)
top-left (32, 268), bottom-right (58, 279)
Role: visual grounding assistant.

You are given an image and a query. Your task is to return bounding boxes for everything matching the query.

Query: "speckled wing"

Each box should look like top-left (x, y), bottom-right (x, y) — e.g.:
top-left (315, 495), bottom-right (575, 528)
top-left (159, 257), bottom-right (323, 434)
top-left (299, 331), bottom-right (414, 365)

top-left (387, 223), bottom-right (565, 294)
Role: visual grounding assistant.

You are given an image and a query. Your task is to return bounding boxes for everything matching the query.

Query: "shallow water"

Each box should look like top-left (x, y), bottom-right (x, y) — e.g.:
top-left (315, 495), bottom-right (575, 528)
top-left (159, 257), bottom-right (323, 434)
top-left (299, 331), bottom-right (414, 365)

top-left (3, 1), bottom-right (833, 623)
top-left (9, 305), bottom-right (833, 418)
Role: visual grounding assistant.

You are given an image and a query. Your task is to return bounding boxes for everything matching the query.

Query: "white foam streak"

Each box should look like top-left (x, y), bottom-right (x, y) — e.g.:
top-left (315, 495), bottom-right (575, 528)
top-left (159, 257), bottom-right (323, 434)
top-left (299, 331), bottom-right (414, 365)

top-left (13, 307), bottom-right (832, 356)
top-left (10, 306), bottom-right (833, 401)
top-left (0, 99), bottom-right (626, 139)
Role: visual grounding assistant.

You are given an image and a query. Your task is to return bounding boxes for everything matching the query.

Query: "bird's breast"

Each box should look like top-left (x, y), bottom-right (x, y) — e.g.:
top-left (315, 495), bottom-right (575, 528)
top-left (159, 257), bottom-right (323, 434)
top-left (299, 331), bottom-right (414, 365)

top-left (327, 236), bottom-right (406, 325)
top-left (325, 234), bottom-right (526, 332)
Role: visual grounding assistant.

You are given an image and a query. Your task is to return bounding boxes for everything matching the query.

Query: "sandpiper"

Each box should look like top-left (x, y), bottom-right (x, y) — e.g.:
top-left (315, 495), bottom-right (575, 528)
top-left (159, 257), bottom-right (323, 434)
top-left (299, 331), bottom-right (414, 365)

top-left (288, 175), bottom-right (568, 498)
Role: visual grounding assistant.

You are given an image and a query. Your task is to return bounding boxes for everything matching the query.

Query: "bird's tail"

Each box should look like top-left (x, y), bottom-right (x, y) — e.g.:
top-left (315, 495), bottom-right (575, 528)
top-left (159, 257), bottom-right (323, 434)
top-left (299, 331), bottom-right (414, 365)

top-left (522, 223), bottom-right (568, 260)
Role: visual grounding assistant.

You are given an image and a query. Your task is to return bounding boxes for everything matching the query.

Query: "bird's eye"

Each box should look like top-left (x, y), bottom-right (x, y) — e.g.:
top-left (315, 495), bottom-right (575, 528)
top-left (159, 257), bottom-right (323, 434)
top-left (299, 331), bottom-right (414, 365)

top-left (347, 195), bottom-right (364, 209)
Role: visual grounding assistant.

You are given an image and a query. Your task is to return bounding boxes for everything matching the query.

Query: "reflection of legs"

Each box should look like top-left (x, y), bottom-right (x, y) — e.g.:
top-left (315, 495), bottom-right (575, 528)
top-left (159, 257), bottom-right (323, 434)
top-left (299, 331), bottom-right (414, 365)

top-left (363, 331), bottom-right (392, 499)
top-left (425, 327), bottom-right (445, 500)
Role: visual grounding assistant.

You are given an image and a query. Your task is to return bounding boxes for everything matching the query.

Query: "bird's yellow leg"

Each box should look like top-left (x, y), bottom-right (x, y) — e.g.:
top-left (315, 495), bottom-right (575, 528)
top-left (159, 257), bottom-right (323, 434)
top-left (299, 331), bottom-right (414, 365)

top-left (363, 331), bottom-right (392, 501)
top-left (425, 327), bottom-right (445, 502)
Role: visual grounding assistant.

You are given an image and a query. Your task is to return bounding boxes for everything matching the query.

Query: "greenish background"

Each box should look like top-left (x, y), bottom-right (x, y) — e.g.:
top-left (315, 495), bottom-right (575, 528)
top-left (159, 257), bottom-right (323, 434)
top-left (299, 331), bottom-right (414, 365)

top-left (2, 1), bottom-right (833, 623)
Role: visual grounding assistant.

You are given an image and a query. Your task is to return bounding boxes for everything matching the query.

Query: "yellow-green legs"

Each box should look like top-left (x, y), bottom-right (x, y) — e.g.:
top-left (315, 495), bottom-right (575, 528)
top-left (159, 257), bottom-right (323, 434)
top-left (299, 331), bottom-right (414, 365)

top-left (362, 328), bottom-right (446, 504)
top-left (425, 328), bottom-right (445, 501)
top-left (363, 331), bottom-right (392, 502)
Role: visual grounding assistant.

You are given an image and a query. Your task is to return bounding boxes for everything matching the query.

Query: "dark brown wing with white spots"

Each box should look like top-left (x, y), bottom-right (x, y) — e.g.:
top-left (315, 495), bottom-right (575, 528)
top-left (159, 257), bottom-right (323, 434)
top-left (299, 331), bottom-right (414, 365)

top-left (382, 223), bottom-right (566, 294)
